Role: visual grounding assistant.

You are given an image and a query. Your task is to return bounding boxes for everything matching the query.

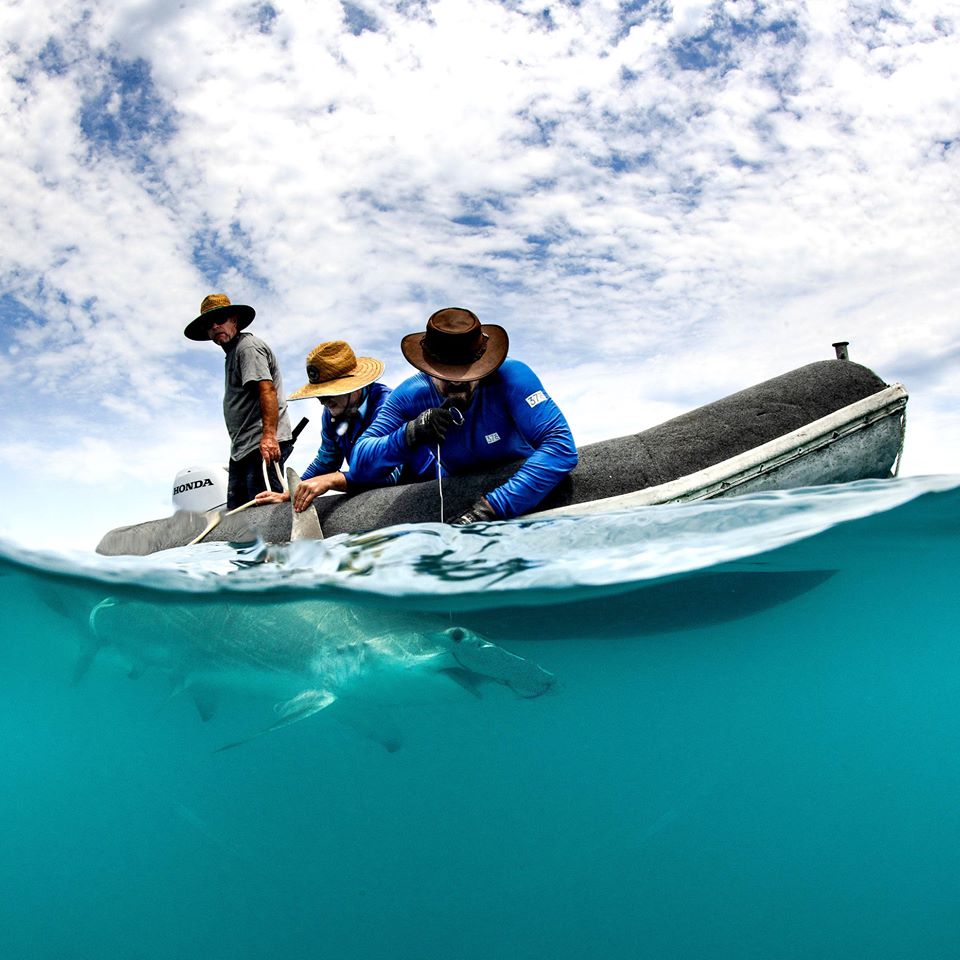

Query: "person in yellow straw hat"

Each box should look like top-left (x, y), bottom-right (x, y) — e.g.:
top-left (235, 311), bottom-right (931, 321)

top-left (185, 293), bottom-right (293, 509)
top-left (255, 340), bottom-right (399, 513)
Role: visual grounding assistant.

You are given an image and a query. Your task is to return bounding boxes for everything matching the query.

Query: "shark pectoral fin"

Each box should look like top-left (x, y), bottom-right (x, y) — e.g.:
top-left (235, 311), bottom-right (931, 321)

top-left (334, 703), bottom-right (404, 753)
top-left (273, 689), bottom-right (337, 724)
top-left (71, 641), bottom-right (102, 685)
top-left (288, 468), bottom-right (324, 541)
top-left (437, 666), bottom-right (486, 699)
top-left (190, 688), bottom-right (220, 723)
top-left (215, 689), bottom-right (336, 753)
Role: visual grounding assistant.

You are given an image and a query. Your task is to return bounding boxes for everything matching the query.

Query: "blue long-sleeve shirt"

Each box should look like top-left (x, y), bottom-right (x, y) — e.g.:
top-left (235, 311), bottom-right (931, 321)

top-left (300, 382), bottom-right (398, 486)
top-left (350, 359), bottom-right (578, 518)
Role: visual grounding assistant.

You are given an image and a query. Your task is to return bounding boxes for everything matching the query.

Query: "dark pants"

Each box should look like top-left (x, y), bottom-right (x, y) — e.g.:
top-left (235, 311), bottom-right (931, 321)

top-left (227, 440), bottom-right (294, 509)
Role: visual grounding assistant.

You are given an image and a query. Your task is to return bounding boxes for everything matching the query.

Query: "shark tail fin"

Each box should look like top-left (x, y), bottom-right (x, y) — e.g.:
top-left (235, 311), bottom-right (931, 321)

top-left (74, 597), bottom-right (119, 684)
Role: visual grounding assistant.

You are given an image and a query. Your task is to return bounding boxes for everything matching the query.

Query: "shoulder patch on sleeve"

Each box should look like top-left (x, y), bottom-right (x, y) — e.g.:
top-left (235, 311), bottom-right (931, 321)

top-left (525, 390), bottom-right (548, 408)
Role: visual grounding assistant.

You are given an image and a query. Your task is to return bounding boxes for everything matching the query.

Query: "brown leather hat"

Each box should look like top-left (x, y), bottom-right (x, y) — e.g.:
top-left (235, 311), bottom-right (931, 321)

top-left (184, 293), bottom-right (255, 341)
top-left (400, 308), bottom-right (508, 382)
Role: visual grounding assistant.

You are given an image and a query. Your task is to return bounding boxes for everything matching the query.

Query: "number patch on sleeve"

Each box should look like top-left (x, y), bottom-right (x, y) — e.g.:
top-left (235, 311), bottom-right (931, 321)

top-left (525, 390), bottom-right (548, 408)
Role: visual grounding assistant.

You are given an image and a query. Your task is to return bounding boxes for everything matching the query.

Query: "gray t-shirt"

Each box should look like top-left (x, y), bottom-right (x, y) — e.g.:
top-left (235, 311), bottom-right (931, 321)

top-left (223, 332), bottom-right (293, 460)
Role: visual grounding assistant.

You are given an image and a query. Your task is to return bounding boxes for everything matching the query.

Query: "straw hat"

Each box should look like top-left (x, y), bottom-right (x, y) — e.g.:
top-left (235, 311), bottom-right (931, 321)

top-left (288, 341), bottom-right (385, 400)
top-left (184, 293), bottom-right (255, 341)
top-left (400, 307), bottom-right (508, 382)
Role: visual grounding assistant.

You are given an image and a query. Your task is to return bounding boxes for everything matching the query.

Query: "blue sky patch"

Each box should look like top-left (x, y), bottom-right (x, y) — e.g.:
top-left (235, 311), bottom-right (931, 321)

top-left (255, 3), bottom-right (279, 34)
top-left (518, 111), bottom-right (560, 147)
top-left (614, 0), bottom-right (670, 42)
top-left (79, 56), bottom-right (177, 167)
top-left (452, 214), bottom-right (496, 228)
top-left (342, 2), bottom-right (379, 35)
top-left (671, 7), bottom-right (804, 75)
top-left (191, 223), bottom-right (270, 291)
top-left (603, 150), bottom-right (654, 172)
top-left (0, 293), bottom-right (45, 336)
top-left (37, 39), bottom-right (69, 76)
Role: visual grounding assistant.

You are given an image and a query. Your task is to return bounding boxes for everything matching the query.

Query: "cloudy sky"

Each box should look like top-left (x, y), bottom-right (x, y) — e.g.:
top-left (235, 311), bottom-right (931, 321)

top-left (1, 0), bottom-right (958, 550)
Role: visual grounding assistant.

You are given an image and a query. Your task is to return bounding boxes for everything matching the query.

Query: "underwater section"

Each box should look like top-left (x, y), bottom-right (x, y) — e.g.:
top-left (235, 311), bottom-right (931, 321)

top-left (1, 475), bottom-right (959, 959)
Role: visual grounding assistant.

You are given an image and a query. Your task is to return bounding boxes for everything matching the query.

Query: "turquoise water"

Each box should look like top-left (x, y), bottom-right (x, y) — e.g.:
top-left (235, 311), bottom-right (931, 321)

top-left (2, 475), bottom-right (959, 959)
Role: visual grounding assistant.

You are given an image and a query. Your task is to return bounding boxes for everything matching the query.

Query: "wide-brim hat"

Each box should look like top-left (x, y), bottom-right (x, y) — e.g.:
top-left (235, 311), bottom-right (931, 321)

top-left (288, 340), bottom-right (385, 400)
top-left (184, 293), bottom-right (256, 341)
top-left (400, 307), bottom-right (508, 382)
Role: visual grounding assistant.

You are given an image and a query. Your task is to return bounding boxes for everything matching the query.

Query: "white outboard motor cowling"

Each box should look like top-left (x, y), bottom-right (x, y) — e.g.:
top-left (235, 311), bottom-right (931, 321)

top-left (172, 465), bottom-right (228, 513)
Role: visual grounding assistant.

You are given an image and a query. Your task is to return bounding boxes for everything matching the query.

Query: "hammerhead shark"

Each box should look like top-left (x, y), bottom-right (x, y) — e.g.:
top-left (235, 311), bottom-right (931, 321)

top-left (81, 592), bottom-right (554, 751)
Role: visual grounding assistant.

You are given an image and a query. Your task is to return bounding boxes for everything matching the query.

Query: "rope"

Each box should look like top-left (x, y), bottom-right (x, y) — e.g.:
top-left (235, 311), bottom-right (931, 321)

top-left (188, 458), bottom-right (286, 546)
top-left (437, 443), bottom-right (445, 522)
top-left (435, 405), bottom-right (464, 523)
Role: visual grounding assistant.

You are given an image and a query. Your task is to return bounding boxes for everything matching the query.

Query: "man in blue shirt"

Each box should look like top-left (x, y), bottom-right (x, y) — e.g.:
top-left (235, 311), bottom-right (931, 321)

top-left (351, 308), bottom-right (578, 524)
top-left (255, 340), bottom-right (394, 513)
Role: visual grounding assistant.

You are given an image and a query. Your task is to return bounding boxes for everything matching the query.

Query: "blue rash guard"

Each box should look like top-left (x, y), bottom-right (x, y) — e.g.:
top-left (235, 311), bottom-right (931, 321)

top-left (300, 382), bottom-right (399, 488)
top-left (350, 358), bottom-right (578, 518)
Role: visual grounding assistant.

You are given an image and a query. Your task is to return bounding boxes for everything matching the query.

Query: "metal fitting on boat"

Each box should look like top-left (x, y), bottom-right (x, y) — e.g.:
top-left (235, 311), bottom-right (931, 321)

top-left (833, 341), bottom-right (850, 360)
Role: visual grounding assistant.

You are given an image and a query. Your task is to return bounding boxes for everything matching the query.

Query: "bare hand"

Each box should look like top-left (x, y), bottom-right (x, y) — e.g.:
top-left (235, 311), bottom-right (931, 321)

top-left (260, 434), bottom-right (281, 463)
top-left (254, 490), bottom-right (290, 505)
top-left (293, 476), bottom-right (329, 513)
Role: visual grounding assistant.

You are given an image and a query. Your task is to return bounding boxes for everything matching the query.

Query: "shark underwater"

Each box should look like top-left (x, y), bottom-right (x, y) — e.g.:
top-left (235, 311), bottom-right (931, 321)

top-left (80, 593), bottom-right (555, 751)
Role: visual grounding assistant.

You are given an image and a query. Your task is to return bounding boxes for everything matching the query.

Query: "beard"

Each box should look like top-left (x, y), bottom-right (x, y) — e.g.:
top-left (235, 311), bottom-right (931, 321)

top-left (441, 384), bottom-right (476, 411)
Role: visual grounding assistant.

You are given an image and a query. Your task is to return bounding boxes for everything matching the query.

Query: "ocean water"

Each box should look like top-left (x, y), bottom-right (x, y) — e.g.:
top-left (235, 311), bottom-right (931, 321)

top-left (2, 475), bottom-right (959, 960)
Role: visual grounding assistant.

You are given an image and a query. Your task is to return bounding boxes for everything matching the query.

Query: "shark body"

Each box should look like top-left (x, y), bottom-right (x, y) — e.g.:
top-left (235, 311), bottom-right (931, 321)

top-left (83, 595), bottom-right (554, 750)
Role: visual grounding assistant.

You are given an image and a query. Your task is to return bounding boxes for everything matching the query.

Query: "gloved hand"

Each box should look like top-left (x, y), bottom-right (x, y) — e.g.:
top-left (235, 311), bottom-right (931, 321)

top-left (405, 404), bottom-right (457, 447)
top-left (450, 497), bottom-right (497, 526)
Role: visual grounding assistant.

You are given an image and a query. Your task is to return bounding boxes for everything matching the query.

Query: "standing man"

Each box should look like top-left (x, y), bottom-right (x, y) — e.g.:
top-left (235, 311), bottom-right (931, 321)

top-left (350, 307), bottom-right (578, 524)
top-left (184, 293), bottom-right (293, 509)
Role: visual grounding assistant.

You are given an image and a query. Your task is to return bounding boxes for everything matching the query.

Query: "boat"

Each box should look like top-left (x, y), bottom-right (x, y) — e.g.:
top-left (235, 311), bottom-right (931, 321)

top-left (96, 348), bottom-right (908, 556)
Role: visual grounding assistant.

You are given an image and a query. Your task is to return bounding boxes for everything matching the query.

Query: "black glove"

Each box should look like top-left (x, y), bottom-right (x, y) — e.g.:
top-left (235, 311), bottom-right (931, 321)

top-left (405, 404), bottom-right (457, 447)
top-left (450, 498), bottom-right (497, 526)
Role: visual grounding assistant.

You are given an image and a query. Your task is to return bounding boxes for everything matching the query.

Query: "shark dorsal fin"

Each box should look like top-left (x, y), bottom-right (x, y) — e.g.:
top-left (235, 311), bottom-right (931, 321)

top-left (287, 468), bottom-right (324, 541)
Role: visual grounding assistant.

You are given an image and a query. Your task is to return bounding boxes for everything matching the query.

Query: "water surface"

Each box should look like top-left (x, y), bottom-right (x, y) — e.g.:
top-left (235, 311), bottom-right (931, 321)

top-left (2, 476), bottom-right (959, 959)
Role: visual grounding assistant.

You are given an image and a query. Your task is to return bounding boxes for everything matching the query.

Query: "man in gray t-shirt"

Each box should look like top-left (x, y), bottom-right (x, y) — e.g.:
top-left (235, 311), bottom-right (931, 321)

top-left (185, 293), bottom-right (293, 508)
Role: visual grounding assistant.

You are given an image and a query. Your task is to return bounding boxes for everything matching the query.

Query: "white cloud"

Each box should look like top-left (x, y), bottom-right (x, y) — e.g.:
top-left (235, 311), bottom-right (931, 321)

top-left (669, 0), bottom-right (715, 38)
top-left (1, 0), bottom-right (959, 549)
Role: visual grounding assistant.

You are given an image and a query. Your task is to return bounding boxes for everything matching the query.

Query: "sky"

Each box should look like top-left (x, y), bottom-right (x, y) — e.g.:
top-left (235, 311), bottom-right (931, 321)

top-left (1, 0), bottom-right (958, 551)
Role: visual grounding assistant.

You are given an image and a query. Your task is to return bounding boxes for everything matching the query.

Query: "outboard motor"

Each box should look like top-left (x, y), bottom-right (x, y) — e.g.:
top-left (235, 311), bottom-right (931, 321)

top-left (172, 465), bottom-right (228, 513)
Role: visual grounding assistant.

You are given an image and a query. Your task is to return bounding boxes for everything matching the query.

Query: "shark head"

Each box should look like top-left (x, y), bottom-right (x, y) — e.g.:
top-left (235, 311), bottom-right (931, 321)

top-left (434, 625), bottom-right (555, 699)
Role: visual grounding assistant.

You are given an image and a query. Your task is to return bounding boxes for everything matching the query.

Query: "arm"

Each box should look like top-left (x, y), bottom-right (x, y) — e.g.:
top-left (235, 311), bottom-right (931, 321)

top-left (350, 377), bottom-right (436, 485)
top-left (257, 380), bottom-right (281, 463)
top-left (256, 407), bottom-right (347, 506)
top-left (255, 470), bottom-right (347, 508)
top-left (293, 471), bottom-right (347, 511)
top-left (481, 365), bottom-right (578, 519)
top-left (300, 410), bottom-right (347, 480)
